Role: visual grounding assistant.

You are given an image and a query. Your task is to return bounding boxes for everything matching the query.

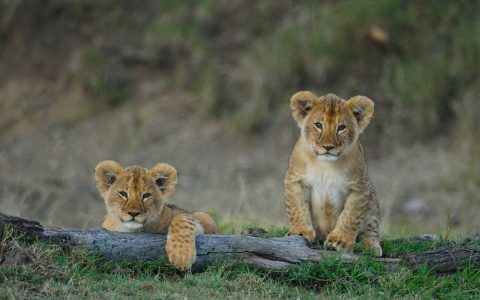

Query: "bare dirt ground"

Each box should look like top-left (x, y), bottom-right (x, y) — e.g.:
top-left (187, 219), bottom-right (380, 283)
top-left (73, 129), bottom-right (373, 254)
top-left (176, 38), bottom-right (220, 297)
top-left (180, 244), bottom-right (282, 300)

top-left (0, 75), bottom-right (477, 236)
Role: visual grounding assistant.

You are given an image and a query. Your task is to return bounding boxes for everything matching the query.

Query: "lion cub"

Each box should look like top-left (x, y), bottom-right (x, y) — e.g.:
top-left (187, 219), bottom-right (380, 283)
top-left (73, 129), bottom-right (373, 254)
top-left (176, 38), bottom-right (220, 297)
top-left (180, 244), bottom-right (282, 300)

top-left (95, 160), bottom-right (217, 270)
top-left (285, 92), bottom-right (382, 256)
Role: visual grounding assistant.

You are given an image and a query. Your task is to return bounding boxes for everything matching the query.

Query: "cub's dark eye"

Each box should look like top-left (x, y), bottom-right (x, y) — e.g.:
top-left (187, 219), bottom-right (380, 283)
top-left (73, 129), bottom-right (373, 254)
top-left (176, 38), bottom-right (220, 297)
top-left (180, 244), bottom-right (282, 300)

top-left (118, 191), bottom-right (128, 199)
top-left (142, 192), bottom-right (152, 199)
top-left (314, 122), bottom-right (323, 130)
top-left (337, 124), bottom-right (346, 132)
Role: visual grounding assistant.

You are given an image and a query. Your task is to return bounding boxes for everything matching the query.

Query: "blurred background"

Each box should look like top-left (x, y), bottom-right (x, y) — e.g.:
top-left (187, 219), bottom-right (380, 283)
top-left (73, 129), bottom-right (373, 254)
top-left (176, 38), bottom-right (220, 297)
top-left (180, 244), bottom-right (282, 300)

top-left (0, 0), bottom-right (479, 237)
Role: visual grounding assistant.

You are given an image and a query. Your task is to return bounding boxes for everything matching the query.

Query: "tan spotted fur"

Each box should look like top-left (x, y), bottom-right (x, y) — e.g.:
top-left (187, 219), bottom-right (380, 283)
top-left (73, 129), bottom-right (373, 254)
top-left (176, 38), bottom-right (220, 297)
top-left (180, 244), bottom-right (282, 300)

top-left (285, 91), bottom-right (382, 256)
top-left (95, 160), bottom-right (217, 270)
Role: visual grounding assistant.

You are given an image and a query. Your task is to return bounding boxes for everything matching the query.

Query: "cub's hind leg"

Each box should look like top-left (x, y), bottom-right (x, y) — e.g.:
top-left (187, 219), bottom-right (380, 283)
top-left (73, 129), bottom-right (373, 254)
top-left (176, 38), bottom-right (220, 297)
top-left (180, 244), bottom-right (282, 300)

top-left (358, 234), bottom-right (382, 257)
top-left (165, 214), bottom-right (198, 270)
top-left (358, 208), bottom-right (382, 257)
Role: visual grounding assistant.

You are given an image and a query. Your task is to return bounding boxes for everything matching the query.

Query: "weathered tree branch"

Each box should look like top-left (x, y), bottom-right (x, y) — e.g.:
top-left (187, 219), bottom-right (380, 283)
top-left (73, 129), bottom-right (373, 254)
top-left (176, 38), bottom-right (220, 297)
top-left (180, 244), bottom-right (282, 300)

top-left (1, 213), bottom-right (479, 273)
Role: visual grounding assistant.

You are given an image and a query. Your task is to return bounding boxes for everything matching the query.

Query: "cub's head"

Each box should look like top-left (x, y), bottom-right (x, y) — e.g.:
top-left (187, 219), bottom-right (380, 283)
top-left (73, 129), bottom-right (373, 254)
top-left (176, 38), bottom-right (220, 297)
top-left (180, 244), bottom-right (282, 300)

top-left (94, 160), bottom-right (177, 230)
top-left (290, 91), bottom-right (374, 162)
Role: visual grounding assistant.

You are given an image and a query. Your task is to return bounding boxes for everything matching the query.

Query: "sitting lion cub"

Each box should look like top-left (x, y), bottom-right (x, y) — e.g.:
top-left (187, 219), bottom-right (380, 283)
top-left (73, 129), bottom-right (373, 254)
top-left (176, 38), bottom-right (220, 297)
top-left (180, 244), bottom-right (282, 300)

top-left (95, 160), bottom-right (217, 270)
top-left (285, 92), bottom-right (382, 256)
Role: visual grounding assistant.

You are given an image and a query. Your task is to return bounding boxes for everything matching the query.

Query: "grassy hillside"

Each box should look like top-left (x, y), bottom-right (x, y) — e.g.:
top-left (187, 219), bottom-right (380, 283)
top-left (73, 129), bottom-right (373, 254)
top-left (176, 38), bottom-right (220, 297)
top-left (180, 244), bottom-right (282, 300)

top-left (143, 0), bottom-right (480, 146)
top-left (2, 0), bottom-right (478, 146)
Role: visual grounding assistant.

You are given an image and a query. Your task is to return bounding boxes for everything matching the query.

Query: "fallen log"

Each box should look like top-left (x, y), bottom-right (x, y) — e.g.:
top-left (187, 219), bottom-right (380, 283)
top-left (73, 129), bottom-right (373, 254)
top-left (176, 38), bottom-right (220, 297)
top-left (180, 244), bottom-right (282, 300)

top-left (1, 213), bottom-right (478, 273)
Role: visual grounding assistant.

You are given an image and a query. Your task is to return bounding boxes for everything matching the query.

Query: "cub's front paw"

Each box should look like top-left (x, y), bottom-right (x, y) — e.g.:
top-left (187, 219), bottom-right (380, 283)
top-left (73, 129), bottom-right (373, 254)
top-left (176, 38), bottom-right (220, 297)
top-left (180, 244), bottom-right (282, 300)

top-left (325, 230), bottom-right (355, 253)
top-left (288, 226), bottom-right (316, 243)
top-left (165, 239), bottom-right (196, 271)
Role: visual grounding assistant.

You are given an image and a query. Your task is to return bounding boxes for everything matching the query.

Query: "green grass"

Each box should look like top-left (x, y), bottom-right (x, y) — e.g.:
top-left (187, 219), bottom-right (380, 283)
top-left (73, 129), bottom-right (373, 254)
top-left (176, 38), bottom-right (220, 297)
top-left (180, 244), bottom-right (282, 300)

top-left (1, 231), bottom-right (479, 299)
top-left (381, 236), bottom-right (452, 258)
top-left (241, 223), bottom-right (289, 238)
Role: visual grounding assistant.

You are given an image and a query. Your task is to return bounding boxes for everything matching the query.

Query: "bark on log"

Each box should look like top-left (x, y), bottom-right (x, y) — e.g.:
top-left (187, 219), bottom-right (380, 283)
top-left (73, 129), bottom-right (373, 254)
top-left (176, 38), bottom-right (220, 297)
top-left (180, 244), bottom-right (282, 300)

top-left (1, 213), bottom-right (478, 273)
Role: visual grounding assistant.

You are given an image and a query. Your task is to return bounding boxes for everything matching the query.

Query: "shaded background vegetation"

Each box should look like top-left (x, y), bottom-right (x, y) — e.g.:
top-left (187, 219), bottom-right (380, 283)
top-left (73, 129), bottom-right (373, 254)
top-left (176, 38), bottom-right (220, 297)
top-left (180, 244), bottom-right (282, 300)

top-left (0, 0), bottom-right (479, 236)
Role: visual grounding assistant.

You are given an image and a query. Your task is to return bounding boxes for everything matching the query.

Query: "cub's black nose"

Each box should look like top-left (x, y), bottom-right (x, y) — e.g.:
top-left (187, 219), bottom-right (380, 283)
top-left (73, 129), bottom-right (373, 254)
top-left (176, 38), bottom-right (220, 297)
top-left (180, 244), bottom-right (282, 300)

top-left (323, 145), bottom-right (335, 151)
top-left (128, 212), bottom-right (140, 217)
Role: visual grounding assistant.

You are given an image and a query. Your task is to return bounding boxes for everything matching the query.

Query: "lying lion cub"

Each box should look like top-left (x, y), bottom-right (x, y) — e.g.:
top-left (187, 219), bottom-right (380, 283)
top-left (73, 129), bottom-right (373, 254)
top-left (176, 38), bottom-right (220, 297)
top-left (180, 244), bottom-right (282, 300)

top-left (285, 92), bottom-right (382, 256)
top-left (95, 160), bottom-right (217, 270)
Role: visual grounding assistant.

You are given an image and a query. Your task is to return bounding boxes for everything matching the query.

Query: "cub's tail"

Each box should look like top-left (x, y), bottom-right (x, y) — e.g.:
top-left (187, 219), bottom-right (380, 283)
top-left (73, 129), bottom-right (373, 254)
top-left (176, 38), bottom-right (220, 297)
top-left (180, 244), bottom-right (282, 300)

top-left (193, 212), bottom-right (218, 234)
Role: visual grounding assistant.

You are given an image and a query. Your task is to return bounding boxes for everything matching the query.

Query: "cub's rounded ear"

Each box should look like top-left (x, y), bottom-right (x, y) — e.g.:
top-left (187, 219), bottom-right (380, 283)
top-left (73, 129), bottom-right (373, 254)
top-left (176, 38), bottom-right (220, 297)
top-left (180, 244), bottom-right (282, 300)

top-left (346, 96), bottom-right (374, 133)
top-left (290, 91), bottom-right (318, 125)
top-left (94, 160), bottom-right (124, 195)
top-left (149, 163), bottom-right (178, 198)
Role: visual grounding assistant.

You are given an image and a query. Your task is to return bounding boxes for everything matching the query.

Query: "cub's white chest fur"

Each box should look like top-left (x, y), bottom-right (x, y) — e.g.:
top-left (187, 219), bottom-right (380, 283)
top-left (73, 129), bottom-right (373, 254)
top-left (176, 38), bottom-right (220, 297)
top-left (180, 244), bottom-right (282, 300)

top-left (305, 162), bottom-right (348, 208)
